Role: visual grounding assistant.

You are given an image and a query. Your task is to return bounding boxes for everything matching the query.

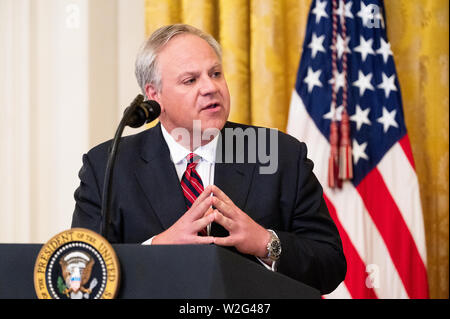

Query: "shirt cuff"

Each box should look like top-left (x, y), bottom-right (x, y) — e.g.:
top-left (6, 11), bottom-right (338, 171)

top-left (256, 256), bottom-right (277, 272)
top-left (142, 236), bottom-right (155, 245)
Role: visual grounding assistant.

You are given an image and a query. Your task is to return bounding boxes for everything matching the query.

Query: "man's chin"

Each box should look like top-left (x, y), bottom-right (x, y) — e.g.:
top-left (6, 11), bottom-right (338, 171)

top-left (203, 119), bottom-right (227, 133)
top-left (197, 115), bottom-right (227, 132)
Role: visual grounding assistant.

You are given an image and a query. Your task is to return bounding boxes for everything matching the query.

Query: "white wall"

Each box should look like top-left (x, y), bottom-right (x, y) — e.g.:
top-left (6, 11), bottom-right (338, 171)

top-left (0, 0), bottom-right (145, 243)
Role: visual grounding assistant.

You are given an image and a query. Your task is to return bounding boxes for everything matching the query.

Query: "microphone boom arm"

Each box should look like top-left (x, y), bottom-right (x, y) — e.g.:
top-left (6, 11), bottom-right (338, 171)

top-left (100, 95), bottom-right (160, 241)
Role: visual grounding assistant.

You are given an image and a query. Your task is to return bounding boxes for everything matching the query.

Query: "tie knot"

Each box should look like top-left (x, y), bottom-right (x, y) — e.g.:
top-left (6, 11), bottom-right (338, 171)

top-left (186, 153), bottom-right (201, 169)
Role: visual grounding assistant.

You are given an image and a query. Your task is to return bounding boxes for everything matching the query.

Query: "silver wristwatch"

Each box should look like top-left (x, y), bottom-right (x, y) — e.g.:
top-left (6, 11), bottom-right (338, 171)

top-left (266, 229), bottom-right (281, 261)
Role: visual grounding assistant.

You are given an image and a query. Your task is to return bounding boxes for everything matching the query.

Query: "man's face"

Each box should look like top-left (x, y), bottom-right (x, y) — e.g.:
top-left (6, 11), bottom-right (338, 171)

top-left (146, 34), bottom-right (230, 138)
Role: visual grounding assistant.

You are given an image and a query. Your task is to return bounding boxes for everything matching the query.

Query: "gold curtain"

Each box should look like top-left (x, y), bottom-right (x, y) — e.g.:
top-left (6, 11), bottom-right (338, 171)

top-left (144, 0), bottom-right (449, 298)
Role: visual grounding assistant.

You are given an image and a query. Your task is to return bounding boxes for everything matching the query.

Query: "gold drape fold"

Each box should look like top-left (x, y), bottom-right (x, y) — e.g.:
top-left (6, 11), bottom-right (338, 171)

top-left (145, 0), bottom-right (181, 33)
top-left (181, 0), bottom-right (217, 36)
top-left (219, 0), bottom-right (250, 124)
top-left (250, 0), bottom-right (287, 128)
top-left (144, 0), bottom-right (448, 298)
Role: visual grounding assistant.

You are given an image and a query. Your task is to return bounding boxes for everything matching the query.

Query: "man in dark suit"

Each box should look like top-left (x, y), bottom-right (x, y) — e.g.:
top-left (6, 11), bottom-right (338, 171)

top-left (72, 24), bottom-right (346, 294)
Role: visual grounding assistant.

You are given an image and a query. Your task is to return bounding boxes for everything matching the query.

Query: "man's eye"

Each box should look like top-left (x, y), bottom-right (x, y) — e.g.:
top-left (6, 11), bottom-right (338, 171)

top-left (184, 78), bottom-right (196, 85)
top-left (212, 71), bottom-right (222, 78)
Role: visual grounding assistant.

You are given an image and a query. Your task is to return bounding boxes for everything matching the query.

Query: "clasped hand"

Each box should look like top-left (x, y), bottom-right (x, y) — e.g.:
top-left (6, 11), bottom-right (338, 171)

top-left (152, 185), bottom-right (270, 258)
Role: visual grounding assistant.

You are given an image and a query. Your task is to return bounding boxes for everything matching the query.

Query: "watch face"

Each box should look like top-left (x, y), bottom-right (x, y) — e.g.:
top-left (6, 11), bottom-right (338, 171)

top-left (271, 241), bottom-right (281, 255)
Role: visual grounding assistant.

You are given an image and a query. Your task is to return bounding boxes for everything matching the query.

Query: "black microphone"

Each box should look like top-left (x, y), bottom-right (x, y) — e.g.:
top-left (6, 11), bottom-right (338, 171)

top-left (100, 94), bottom-right (161, 241)
top-left (124, 95), bottom-right (161, 128)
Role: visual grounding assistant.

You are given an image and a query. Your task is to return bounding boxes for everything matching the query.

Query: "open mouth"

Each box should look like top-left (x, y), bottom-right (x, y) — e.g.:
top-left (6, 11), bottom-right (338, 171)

top-left (203, 103), bottom-right (220, 110)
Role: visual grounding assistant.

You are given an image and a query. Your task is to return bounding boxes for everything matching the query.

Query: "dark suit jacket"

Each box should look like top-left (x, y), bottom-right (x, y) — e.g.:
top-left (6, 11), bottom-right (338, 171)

top-left (72, 121), bottom-right (346, 294)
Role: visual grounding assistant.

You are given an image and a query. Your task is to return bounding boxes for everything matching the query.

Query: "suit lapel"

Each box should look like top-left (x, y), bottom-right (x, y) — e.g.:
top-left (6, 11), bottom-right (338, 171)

top-left (135, 123), bottom-right (187, 230)
top-left (214, 162), bottom-right (255, 213)
top-left (212, 123), bottom-right (256, 236)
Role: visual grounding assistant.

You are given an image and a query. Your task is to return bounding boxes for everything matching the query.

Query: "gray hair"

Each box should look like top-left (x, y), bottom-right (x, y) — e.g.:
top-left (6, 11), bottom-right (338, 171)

top-left (135, 24), bottom-right (222, 95)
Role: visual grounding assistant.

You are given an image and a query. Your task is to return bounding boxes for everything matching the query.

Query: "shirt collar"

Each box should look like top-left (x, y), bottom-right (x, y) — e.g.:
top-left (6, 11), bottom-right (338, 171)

top-left (160, 123), bottom-right (219, 165)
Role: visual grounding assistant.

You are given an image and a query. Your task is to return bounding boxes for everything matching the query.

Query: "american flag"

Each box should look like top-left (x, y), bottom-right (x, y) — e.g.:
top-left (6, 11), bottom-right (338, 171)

top-left (287, 0), bottom-right (429, 298)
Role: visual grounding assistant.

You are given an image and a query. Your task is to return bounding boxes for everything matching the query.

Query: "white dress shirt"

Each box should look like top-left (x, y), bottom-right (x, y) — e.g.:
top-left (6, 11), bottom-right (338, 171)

top-left (160, 123), bottom-right (218, 187)
top-left (143, 123), bottom-right (275, 271)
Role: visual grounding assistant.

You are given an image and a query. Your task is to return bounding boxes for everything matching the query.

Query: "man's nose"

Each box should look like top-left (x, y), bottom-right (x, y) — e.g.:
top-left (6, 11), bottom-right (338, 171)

top-left (199, 75), bottom-right (218, 96)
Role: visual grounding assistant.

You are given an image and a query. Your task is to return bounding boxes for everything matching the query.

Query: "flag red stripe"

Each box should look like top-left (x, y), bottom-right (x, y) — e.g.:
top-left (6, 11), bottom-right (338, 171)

top-left (399, 134), bottom-right (416, 169)
top-left (356, 168), bottom-right (429, 298)
top-left (324, 194), bottom-right (378, 299)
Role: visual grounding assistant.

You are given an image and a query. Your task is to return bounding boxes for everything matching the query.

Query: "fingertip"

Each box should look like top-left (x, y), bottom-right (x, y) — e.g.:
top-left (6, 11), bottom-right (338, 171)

top-left (211, 185), bottom-right (221, 196)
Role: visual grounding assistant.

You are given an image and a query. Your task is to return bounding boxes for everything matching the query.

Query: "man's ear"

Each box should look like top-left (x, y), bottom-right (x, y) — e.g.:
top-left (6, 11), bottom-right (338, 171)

top-left (145, 83), bottom-right (163, 111)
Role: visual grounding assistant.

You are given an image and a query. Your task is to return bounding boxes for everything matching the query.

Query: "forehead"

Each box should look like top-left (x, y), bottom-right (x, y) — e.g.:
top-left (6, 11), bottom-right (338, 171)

top-left (157, 34), bottom-right (220, 74)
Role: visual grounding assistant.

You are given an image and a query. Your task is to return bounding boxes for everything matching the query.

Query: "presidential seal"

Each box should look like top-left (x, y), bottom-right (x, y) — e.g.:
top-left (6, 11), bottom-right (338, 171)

top-left (34, 228), bottom-right (120, 299)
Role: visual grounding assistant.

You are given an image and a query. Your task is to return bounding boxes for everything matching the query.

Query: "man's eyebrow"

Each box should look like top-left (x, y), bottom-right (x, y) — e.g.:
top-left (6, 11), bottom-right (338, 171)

top-left (177, 63), bottom-right (223, 79)
top-left (210, 63), bottom-right (222, 70)
top-left (177, 70), bottom-right (200, 79)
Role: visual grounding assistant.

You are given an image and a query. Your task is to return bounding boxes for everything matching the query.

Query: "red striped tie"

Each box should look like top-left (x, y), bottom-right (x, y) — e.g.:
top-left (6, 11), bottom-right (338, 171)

top-left (181, 153), bottom-right (207, 235)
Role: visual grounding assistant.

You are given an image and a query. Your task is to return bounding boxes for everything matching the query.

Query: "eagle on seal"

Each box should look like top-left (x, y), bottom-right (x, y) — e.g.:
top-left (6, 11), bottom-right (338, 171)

top-left (59, 251), bottom-right (95, 298)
